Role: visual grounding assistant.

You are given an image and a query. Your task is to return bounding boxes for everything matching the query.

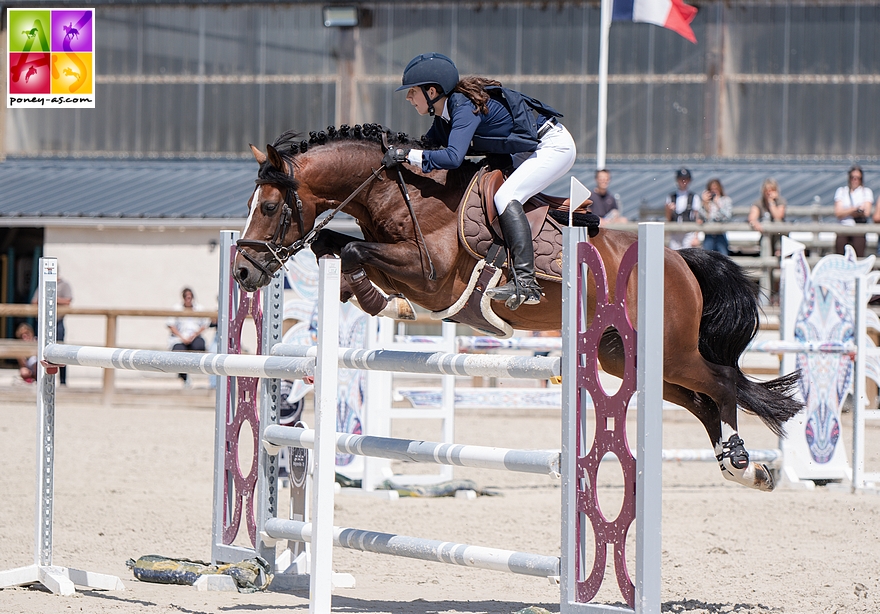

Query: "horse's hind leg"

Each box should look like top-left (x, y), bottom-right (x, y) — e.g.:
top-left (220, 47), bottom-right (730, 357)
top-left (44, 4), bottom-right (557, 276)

top-left (663, 353), bottom-right (775, 491)
top-left (599, 331), bottom-right (774, 491)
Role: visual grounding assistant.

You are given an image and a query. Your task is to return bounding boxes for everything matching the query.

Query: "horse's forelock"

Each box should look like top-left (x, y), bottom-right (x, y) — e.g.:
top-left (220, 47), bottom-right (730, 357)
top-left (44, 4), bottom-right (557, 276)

top-left (257, 157), bottom-right (299, 193)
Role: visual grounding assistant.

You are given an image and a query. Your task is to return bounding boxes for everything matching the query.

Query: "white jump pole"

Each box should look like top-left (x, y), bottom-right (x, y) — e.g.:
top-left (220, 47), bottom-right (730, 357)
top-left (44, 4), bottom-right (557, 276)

top-left (0, 258), bottom-right (125, 596)
top-left (272, 343), bottom-right (560, 380)
top-left (309, 256), bottom-right (342, 614)
top-left (263, 426), bottom-right (561, 476)
top-left (636, 223), bottom-right (664, 612)
top-left (853, 276), bottom-right (868, 491)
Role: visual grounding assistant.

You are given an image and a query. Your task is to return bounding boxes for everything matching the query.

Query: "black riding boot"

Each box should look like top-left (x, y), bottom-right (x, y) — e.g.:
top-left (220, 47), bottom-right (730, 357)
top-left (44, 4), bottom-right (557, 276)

top-left (486, 200), bottom-right (543, 310)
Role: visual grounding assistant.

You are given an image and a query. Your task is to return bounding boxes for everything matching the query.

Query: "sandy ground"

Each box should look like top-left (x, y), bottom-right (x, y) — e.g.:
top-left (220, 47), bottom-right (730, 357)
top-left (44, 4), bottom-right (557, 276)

top-left (2, 374), bottom-right (880, 614)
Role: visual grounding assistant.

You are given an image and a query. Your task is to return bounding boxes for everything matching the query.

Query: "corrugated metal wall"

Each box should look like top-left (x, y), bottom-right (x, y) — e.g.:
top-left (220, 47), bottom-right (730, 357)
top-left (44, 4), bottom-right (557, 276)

top-left (5, 1), bottom-right (880, 160)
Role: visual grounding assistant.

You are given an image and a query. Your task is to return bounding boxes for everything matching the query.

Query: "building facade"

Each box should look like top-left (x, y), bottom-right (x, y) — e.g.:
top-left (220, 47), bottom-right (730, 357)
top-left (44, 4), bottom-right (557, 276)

top-left (4, 0), bottom-right (880, 162)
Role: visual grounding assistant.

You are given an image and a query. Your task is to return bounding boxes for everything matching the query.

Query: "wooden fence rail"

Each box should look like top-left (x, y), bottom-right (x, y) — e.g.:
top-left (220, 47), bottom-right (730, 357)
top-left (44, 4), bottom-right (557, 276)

top-left (0, 305), bottom-right (217, 402)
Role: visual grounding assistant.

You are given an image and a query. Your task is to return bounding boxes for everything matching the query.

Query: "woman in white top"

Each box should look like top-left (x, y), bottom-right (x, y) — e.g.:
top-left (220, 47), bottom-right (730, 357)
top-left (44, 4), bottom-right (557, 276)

top-left (167, 287), bottom-right (210, 385)
top-left (835, 165), bottom-right (873, 256)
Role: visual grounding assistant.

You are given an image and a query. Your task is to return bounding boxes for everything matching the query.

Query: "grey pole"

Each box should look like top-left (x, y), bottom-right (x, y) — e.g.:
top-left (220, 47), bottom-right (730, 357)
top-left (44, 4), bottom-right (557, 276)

top-left (635, 223), bottom-right (663, 614)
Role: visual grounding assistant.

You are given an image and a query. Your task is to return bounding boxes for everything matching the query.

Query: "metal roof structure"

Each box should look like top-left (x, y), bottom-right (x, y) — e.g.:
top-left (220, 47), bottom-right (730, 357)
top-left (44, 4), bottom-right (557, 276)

top-left (0, 157), bottom-right (256, 226)
top-left (555, 161), bottom-right (880, 222)
top-left (1, 157), bottom-right (878, 226)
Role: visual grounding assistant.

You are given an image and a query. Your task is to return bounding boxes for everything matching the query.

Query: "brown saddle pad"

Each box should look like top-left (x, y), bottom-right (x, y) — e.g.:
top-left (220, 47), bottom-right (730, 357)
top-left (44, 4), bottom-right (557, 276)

top-left (458, 167), bottom-right (588, 283)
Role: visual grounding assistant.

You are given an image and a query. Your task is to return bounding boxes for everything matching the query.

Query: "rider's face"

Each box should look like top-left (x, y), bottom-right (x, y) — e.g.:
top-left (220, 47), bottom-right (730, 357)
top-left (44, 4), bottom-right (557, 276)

top-left (406, 86), bottom-right (437, 116)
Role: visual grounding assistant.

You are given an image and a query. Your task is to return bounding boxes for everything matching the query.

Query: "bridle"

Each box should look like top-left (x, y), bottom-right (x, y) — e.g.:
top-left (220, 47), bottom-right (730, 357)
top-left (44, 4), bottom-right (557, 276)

top-left (235, 164), bottom-right (388, 279)
top-left (235, 180), bottom-right (305, 279)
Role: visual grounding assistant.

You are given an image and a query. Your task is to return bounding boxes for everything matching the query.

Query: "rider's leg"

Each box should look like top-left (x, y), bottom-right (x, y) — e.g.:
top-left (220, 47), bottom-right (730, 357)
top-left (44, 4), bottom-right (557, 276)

top-left (486, 200), bottom-right (542, 309)
top-left (487, 123), bottom-right (576, 310)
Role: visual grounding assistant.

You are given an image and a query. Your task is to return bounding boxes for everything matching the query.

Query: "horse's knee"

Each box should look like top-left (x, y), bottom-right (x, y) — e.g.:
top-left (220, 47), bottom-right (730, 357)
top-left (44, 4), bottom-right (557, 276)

top-left (339, 242), bottom-right (372, 273)
top-left (310, 240), bottom-right (335, 260)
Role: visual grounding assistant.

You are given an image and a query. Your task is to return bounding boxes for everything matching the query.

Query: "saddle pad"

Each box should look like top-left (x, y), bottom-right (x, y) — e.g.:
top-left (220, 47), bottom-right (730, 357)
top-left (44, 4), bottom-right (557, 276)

top-left (458, 168), bottom-right (565, 283)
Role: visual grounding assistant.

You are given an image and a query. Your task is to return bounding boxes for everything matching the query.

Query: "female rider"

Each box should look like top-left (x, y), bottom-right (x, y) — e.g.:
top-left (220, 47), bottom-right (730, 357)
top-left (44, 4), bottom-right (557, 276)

top-left (383, 53), bottom-right (577, 310)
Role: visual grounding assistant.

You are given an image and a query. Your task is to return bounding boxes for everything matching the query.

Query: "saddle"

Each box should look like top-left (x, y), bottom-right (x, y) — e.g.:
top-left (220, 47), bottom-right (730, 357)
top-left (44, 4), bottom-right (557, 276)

top-left (460, 167), bottom-right (597, 282)
top-left (429, 166), bottom-right (599, 337)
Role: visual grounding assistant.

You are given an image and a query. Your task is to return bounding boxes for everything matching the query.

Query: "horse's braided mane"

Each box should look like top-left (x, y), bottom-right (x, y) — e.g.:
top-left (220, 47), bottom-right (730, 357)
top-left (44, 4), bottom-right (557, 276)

top-left (273, 123), bottom-right (426, 158)
top-left (258, 124), bottom-right (427, 189)
top-left (260, 123), bottom-right (481, 189)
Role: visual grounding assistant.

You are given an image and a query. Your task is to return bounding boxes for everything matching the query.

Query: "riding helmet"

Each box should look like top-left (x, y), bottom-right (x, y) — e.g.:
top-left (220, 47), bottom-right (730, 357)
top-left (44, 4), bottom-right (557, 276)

top-left (396, 53), bottom-right (460, 95)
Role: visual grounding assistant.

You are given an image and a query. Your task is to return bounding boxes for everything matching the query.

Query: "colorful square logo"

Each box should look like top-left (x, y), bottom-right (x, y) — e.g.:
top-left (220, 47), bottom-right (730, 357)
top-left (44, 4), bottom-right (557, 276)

top-left (7, 8), bottom-right (95, 108)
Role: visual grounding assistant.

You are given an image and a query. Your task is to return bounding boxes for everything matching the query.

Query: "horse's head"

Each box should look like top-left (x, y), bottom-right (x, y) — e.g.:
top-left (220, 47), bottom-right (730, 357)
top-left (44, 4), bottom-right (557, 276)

top-left (234, 132), bottom-right (311, 292)
top-left (234, 124), bottom-right (427, 292)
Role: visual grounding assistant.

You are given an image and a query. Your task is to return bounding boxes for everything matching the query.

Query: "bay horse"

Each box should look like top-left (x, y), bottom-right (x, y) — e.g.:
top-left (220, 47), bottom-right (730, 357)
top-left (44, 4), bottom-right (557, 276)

top-left (234, 126), bottom-right (802, 491)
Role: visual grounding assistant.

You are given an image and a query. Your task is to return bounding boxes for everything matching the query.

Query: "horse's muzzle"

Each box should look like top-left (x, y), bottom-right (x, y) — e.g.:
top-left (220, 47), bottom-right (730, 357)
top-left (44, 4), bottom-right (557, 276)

top-left (232, 251), bottom-right (273, 292)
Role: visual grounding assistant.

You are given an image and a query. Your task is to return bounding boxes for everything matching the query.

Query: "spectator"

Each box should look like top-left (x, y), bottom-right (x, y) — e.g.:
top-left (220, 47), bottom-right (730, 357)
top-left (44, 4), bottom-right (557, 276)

top-left (15, 322), bottom-right (37, 383)
top-left (700, 178), bottom-right (733, 255)
top-left (167, 287), bottom-right (210, 387)
top-left (665, 168), bottom-right (702, 250)
top-left (31, 273), bottom-right (73, 385)
top-left (835, 165), bottom-right (873, 256)
top-left (748, 178), bottom-right (787, 257)
top-left (590, 169), bottom-right (628, 226)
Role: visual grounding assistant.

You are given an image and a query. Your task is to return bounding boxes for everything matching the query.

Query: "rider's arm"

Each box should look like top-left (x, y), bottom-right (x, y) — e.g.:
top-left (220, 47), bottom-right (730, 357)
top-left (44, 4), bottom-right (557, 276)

top-left (419, 99), bottom-right (481, 172)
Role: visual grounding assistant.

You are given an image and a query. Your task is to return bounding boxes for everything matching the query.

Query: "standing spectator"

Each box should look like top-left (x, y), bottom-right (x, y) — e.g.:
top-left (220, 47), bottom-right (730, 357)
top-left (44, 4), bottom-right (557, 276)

top-left (665, 168), bottom-right (702, 250)
top-left (835, 165), bottom-right (873, 256)
top-left (590, 169), bottom-right (628, 226)
top-left (31, 273), bottom-right (73, 385)
top-left (748, 178), bottom-right (787, 257)
top-left (700, 178), bottom-right (733, 255)
top-left (167, 287), bottom-right (210, 387)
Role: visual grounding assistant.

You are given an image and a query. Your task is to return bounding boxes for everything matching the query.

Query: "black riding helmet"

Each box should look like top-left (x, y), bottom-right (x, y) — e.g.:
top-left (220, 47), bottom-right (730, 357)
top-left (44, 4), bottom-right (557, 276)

top-left (396, 53), bottom-right (459, 117)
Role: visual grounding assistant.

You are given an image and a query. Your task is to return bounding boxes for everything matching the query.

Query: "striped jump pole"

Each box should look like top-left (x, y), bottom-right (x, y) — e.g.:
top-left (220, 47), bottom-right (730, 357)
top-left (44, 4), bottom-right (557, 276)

top-left (263, 425), bottom-right (561, 476)
top-left (42, 344), bottom-right (313, 380)
top-left (263, 519), bottom-right (561, 579)
top-left (271, 343), bottom-right (560, 380)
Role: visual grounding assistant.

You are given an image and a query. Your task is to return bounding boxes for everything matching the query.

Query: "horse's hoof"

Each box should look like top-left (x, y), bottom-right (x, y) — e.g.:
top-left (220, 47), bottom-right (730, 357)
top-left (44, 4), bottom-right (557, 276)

top-left (754, 463), bottom-right (775, 492)
top-left (719, 460), bottom-right (776, 492)
top-left (377, 296), bottom-right (417, 321)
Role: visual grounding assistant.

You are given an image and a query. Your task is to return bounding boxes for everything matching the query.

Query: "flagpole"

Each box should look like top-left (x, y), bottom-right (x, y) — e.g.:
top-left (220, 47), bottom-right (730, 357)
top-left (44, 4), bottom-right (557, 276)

top-left (597, 0), bottom-right (612, 170)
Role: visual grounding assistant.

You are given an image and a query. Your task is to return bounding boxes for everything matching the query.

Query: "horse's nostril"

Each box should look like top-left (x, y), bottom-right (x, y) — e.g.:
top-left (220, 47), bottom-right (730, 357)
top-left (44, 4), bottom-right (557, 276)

top-left (236, 267), bottom-right (249, 282)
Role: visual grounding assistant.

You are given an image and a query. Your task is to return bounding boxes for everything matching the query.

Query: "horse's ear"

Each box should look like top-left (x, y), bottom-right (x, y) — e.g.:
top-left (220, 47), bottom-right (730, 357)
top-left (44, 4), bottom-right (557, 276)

top-left (266, 144), bottom-right (285, 172)
top-left (249, 144), bottom-right (267, 165)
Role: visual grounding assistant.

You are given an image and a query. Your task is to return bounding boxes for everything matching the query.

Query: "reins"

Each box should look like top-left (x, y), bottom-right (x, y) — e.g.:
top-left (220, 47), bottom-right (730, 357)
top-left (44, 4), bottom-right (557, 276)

top-left (235, 164), bottom-right (387, 277)
top-left (237, 140), bottom-right (437, 283)
top-left (392, 166), bottom-right (437, 281)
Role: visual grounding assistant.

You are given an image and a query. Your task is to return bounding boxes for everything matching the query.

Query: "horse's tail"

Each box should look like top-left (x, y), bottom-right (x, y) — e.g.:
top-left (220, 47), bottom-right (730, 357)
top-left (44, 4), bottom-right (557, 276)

top-left (677, 248), bottom-right (802, 436)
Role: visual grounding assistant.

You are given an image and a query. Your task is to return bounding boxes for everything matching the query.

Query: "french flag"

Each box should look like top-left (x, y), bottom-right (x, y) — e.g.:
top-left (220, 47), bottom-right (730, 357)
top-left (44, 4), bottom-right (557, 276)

top-left (612, 0), bottom-right (698, 43)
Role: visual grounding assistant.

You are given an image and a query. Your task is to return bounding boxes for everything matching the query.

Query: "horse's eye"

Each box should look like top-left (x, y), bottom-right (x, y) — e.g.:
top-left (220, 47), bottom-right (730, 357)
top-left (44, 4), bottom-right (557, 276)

top-left (262, 201), bottom-right (279, 214)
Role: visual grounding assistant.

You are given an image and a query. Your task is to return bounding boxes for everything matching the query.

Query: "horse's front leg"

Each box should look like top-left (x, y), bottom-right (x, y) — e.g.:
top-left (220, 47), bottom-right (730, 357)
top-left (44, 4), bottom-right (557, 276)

top-left (310, 229), bottom-right (361, 259)
top-left (338, 241), bottom-right (430, 319)
top-left (310, 230), bottom-right (365, 303)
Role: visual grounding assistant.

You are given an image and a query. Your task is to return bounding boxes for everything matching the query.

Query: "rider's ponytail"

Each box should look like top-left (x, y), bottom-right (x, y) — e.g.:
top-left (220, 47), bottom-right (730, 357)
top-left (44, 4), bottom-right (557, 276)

top-left (453, 76), bottom-right (503, 115)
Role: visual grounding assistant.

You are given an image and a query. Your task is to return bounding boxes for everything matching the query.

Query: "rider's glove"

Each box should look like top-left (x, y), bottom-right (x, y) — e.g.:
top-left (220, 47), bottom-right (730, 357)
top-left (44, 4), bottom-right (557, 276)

top-left (382, 147), bottom-right (411, 169)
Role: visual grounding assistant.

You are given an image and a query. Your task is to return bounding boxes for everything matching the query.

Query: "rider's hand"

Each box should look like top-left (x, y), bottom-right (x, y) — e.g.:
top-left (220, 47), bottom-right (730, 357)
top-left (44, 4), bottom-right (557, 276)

top-left (382, 147), bottom-right (410, 169)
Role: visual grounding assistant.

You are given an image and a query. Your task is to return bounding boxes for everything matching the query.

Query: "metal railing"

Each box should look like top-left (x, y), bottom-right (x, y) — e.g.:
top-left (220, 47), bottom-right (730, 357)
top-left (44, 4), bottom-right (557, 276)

top-left (608, 219), bottom-right (880, 301)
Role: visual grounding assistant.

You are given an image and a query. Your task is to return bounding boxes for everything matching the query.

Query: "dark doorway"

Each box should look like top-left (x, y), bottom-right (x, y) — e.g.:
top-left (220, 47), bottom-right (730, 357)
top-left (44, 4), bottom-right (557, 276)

top-left (0, 227), bottom-right (45, 339)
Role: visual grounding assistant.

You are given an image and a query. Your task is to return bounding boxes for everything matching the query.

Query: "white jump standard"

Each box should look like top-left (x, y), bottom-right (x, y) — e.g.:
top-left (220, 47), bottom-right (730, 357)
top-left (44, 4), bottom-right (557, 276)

top-left (0, 259), bottom-right (126, 596)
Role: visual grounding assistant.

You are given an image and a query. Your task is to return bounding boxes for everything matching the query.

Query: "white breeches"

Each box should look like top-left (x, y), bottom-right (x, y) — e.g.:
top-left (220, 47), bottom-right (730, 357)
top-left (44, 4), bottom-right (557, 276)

top-left (493, 123), bottom-right (577, 214)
